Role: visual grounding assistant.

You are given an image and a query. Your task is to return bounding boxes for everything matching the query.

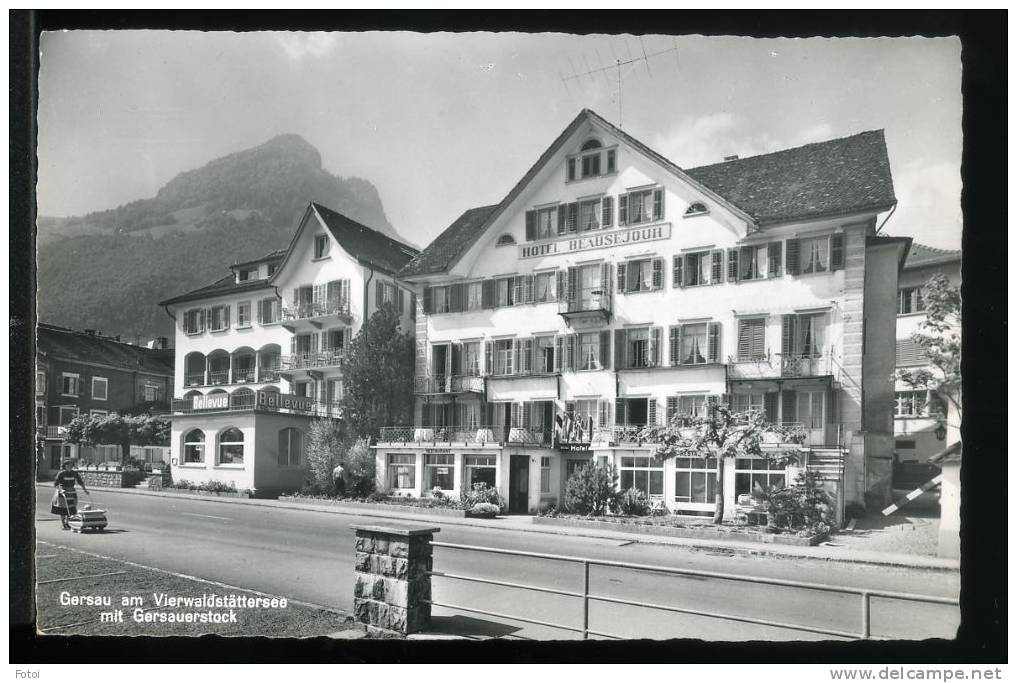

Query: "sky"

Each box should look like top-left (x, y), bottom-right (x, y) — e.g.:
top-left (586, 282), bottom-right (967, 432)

top-left (37, 31), bottom-right (962, 250)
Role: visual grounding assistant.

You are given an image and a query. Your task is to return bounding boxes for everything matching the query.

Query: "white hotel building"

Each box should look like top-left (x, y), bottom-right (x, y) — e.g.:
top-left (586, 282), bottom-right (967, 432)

top-left (160, 203), bottom-right (418, 495)
top-left (378, 109), bottom-right (910, 518)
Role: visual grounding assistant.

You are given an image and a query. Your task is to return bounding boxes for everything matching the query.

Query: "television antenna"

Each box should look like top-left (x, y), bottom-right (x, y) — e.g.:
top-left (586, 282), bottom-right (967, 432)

top-left (560, 37), bottom-right (680, 129)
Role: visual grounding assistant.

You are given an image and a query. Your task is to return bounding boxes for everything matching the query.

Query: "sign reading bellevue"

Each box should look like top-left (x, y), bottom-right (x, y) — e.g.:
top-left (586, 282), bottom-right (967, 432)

top-left (192, 394), bottom-right (229, 411)
top-left (519, 222), bottom-right (671, 260)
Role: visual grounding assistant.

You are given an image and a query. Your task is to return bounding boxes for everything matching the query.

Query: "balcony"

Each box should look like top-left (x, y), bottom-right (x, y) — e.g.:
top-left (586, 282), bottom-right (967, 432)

top-left (378, 425), bottom-right (551, 447)
top-left (45, 425), bottom-right (68, 438)
top-left (281, 299), bottom-right (352, 330)
top-left (207, 370), bottom-right (231, 386)
top-left (413, 374), bottom-right (485, 395)
top-left (282, 348), bottom-right (348, 371)
top-left (184, 366), bottom-right (282, 387)
top-left (558, 286), bottom-right (612, 325)
top-left (780, 353), bottom-right (831, 378)
top-left (726, 352), bottom-right (832, 380)
top-left (185, 372), bottom-right (205, 387)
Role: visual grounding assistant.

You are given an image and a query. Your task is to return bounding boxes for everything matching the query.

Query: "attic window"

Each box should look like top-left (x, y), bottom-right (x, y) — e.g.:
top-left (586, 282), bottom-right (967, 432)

top-left (684, 202), bottom-right (709, 217)
top-left (496, 234), bottom-right (516, 247)
top-left (567, 141), bottom-right (616, 182)
top-left (314, 234), bottom-right (330, 259)
top-left (581, 138), bottom-right (602, 151)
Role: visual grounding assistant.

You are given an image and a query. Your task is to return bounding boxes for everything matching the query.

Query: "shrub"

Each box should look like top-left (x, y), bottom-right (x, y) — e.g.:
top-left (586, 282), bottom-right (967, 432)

top-left (343, 438), bottom-right (376, 498)
top-left (469, 503), bottom-right (500, 518)
top-left (305, 419), bottom-right (347, 495)
top-left (460, 483), bottom-right (504, 510)
top-left (617, 487), bottom-right (650, 516)
top-left (767, 470), bottom-right (833, 535)
top-left (367, 490), bottom-right (390, 503)
top-left (564, 464), bottom-right (620, 516)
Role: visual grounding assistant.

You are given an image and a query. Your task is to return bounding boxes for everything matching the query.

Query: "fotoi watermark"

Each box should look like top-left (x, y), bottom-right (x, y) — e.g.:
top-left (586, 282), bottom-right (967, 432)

top-left (60, 591), bottom-right (287, 624)
top-left (830, 668), bottom-right (1004, 681)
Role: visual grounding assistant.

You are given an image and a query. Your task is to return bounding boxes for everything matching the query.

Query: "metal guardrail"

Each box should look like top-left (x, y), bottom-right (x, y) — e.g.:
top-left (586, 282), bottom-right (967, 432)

top-left (413, 374), bottom-right (485, 394)
top-left (378, 425), bottom-right (551, 446)
top-left (425, 541), bottom-right (958, 640)
top-left (282, 299), bottom-right (351, 322)
top-left (558, 286), bottom-right (612, 316)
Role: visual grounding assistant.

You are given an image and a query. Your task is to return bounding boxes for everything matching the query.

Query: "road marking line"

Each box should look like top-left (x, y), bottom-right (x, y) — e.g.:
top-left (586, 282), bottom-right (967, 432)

top-left (36, 554), bottom-right (60, 559)
top-left (179, 512), bottom-right (233, 521)
top-left (37, 571), bottom-right (128, 585)
top-left (36, 540), bottom-right (346, 616)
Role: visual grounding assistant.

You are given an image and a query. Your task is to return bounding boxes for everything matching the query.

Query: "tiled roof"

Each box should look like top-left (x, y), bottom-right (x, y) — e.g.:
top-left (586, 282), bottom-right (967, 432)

top-left (158, 272), bottom-right (273, 307)
top-left (685, 130), bottom-right (897, 225)
top-left (399, 205), bottom-right (500, 277)
top-left (903, 242), bottom-right (961, 270)
top-left (37, 324), bottom-right (174, 375)
top-left (232, 248), bottom-right (286, 269)
top-left (400, 110), bottom-right (898, 277)
top-left (311, 203), bottom-right (420, 275)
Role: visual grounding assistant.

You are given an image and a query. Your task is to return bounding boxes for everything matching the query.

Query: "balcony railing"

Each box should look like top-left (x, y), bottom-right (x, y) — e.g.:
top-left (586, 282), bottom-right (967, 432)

top-left (413, 374), bottom-right (485, 395)
top-left (779, 353), bottom-right (831, 377)
top-left (207, 370), bottom-right (231, 386)
top-left (378, 425), bottom-right (552, 446)
top-left (233, 368), bottom-right (257, 383)
top-left (185, 372), bottom-right (205, 387)
top-left (172, 395), bottom-right (343, 417)
top-left (282, 348), bottom-right (347, 371)
top-left (258, 367), bottom-right (282, 382)
top-left (727, 352), bottom-right (832, 380)
top-left (558, 286), bottom-right (612, 318)
top-left (282, 299), bottom-right (351, 322)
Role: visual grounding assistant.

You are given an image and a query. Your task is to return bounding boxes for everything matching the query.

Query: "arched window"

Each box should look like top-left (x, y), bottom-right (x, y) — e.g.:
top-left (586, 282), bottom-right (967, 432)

top-left (581, 138), bottom-right (602, 151)
top-left (684, 202), bottom-right (709, 217)
top-left (218, 427), bottom-right (245, 465)
top-left (278, 428), bottom-right (303, 467)
top-left (183, 429), bottom-right (205, 464)
top-left (496, 234), bottom-right (516, 246)
top-left (231, 387), bottom-right (255, 409)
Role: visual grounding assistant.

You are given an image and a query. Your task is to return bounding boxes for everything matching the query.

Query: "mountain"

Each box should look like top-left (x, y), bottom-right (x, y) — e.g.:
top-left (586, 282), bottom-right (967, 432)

top-left (36, 134), bottom-right (399, 341)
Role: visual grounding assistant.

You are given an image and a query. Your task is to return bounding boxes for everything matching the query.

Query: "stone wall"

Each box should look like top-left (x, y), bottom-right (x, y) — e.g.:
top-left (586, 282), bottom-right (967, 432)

top-left (78, 470), bottom-right (146, 488)
top-left (352, 524), bottom-right (439, 636)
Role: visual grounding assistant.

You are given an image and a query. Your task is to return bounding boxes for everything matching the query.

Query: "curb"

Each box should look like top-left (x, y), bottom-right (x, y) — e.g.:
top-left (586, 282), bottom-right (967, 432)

top-left (42, 484), bottom-right (960, 571)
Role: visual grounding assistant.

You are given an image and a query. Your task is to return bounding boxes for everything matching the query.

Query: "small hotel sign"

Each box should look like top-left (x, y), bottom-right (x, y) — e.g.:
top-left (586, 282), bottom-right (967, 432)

top-left (519, 222), bottom-right (671, 260)
top-left (192, 394), bottom-right (229, 410)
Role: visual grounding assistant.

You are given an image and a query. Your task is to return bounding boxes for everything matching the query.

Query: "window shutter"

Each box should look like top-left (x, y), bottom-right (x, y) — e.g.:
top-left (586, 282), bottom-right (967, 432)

top-left (311, 333), bottom-right (320, 353)
top-left (619, 194), bottom-right (628, 225)
top-left (524, 338), bottom-right (534, 375)
top-left (397, 288), bottom-right (405, 313)
top-left (727, 249), bottom-right (739, 282)
top-left (565, 334), bottom-right (577, 371)
top-left (707, 322), bottom-right (721, 363)
top-left (482, 280), bottom-right (495, 309)
top-left (566, 267), bottom-right (578, 305)
top-left (557, 204), bottom-right (567, 235)
top-left (598, 401), bottom-right (609, 428)
top-left (648, 399), bottom-right (658, 426)
top-left (599, 330), bottom-right (611, 369)
top-left (290, 336), bottom-right (296, 355)
top-left (752, 320), bottom-right (764, 357)
top-left (711, 250), bottom-right (724, 284)
top-left (525, 210), bottom-right (536, 241)
top-left (567, 157), bottom-right (576, 182)
top-left (556, 270), bottom-right (567, 304)
top-left (600, 262), bottom-right (611, 294)
top-left (782, 315), bottom-right (795, 356)
top-left (616, 263), bottom-right (627, 293)
top-left (512, 339), bottom-right (521, 375)
top-left (650, 327), bottom-right (663, 367)
top-left (768, 242), bottom-right (783, 277)
top-left (422, 287), bottom-right (433, 314)
top-left (512, 277), bottom-right (523, 306)
top-left (522, 401), bottom-right (532, 429)
top-left (786, 239), bottom-right (800, 275)
top-left (652, 188), bottom-right (664, 220)
top-left (666, 396), bottom-right (678, 424)
top-left (614, 329), bottom-right (626, 369)
top-left (451, 343), bottom-right (462, 376)
top-left (373, 281), bottom-right (382, 310)
top-left (672, 255), bottom-right (684, 288)
top-left (669, 326), bottom-right (680, 366)
top-left (567, 203), bottom-right (579, 234)
top-left (830, 233), bottom-right (845, 271)
top-left (763, 392), bottom-right (778, 423)
top-left (651, 258), bottom-right (664, 289)
top-left (602, 196), bottom-right (613, 228)
top-left (484, 341), bottom-right (493, 376)
top-left (524, 274), bottom-right (534, 303)
top-left (615, 398), bottom-right (627, 426)
top-left (554, 335), bottom-right (564, 372)
top-left (782, 391), bottom-right (797, 424)
top-left (737, 321), bottom-right (751, 360)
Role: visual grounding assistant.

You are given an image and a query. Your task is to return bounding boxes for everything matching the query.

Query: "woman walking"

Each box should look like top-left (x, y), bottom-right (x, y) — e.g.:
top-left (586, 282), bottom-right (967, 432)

top-left (51, 460), bottom-right (90, 530)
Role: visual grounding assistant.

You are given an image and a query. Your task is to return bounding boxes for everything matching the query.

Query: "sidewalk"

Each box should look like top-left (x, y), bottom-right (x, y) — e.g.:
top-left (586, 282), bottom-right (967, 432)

top-left (53, 484), bottom-right (959, 571)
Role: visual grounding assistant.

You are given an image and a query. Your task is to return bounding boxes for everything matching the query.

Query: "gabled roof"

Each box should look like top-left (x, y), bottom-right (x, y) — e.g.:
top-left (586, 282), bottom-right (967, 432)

top-left (158, 265), bottom-right (275, 307)
top-left (309, 202), bottom-right (419, 275)
top-left (686, 130), bottom-right (896, 225)
top-left (37, 324), bottom-right (174, 375)
top-left (231, 248), bottom-right (286, 270)
top-left (400, 109), bottom-right (898, 278)
top-left (903, 242), bottom-right (961, 270)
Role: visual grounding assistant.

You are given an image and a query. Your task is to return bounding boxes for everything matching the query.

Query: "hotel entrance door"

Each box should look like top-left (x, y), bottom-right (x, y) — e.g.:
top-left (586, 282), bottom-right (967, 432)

top-left (509, 454), bottom-right (529, 513)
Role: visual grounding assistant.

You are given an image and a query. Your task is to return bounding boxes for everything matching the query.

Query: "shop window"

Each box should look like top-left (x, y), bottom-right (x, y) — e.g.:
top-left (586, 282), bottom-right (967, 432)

top-left (425, 453), bottom-right (455, 491)
top-left (674, 457), bottom-right (718, 505)
top-left (218, 427), bottom-right (245, 465)
top-left (620, 456), bottom-right (664, 496)
top-left (388, 453), bottom-right (416, 490)
top-left (735, 458), bottom-right (786, 498)
top-left (278, 428), bottom-right (303, 467)
top-left (183, 429), bottom-right (205, 464)
top-left (540, 456), bottom-right (551, 494)
top-left (465, 455), bottom-right (496, 489)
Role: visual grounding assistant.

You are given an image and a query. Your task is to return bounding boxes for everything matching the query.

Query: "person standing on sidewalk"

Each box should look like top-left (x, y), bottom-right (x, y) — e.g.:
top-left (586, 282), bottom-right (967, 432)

top-left (50, 460), bottom-right (90, 530)
top-left (332, 462), bottom-right (346, 498)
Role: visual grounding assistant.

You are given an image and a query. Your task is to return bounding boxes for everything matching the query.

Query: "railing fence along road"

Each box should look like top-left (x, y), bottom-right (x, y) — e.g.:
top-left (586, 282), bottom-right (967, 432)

top-left (424, 542), bottom-right (958, 640)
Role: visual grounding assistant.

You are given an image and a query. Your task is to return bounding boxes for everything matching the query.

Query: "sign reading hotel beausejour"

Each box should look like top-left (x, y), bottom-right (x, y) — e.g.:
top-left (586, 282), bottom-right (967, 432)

top-left (519, 222), bottom-right (671, 260)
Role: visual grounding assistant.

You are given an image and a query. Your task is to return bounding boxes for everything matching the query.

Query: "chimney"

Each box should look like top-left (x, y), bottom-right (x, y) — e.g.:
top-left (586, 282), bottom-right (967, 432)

top-left (724, 155), bottom-right (739, 162)
top-left (115, 335), bottom-right (121, 342)
top-left (84, 329), bottom-right (96, 336)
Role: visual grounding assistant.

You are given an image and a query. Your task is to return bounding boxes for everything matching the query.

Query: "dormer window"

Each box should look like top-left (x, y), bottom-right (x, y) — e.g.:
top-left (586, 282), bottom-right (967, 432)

top-left (684, 202), bottom-right (709, 217)
top-left (496, 234), bottom-right (516, 246)
top-left (237, 267), bottom-right (258, 283)
top-left (314, 234), bottom-right (330, 259)
top-left (567, 142), bottom-right (617, 182)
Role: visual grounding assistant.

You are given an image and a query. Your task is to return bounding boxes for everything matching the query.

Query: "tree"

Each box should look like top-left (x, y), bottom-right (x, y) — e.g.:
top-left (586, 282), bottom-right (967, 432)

top-left (305, 419), bottom-right (347, 494)
top-left (564, 464), bottom-right (620, 516)
top-left (343, 438), bottom-right (376, 497)
top-left (63, 412), bottom-right (170, 464)
top-left (342, 303), bottom-right (414, 439)
top-left (895, 273), bottom-right (961, 440)
top-left (639, 406), bottom-right (804, 524)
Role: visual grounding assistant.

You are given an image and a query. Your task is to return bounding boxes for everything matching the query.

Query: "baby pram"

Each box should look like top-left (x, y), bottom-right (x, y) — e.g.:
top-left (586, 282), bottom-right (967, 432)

top-left (62, 491), bottom-right (109, 533)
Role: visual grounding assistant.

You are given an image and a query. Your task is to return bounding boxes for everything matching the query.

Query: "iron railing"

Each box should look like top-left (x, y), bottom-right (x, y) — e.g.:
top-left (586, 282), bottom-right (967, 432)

top-left (425, 541), bottom-right (958, 640)
top-left (232, 368), bottom-right (257, 383)
top-left (207, 370), bottom-right (230, 385)
top-left (559, 286), bottom-right (612, 316)
top-left (779, 353), bottom-right (831, 377)
top-left (185, 373), bottom-right (205, 387)
top-left (283, 349), bottom-right (347, 370)
top-left (726, 351), bottom-right (833, 379)
top-left (282, 299), bottom-right (351, 322)
top-left (413, 374), bottom-right (484, 394)
top-left (378, 425), bottom-right (552, 446)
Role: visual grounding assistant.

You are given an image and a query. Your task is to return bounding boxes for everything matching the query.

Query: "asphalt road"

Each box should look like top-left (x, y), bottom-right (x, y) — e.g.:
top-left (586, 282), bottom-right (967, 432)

top-left (34, 486), bottom-right (960, 640)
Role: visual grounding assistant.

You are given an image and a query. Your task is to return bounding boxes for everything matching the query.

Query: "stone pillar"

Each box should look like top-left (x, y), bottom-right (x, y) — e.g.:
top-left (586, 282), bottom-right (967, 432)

top-left (352, 524), bottom-right (439, 636)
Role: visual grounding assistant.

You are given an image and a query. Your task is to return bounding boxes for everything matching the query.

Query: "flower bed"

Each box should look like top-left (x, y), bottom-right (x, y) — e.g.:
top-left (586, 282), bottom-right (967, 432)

top-left (532, 514), bottom-right (828, 546)
top-left (278, 495), bottom-right (470, 518)
top-left (163, 480), bottom-right (254, 498)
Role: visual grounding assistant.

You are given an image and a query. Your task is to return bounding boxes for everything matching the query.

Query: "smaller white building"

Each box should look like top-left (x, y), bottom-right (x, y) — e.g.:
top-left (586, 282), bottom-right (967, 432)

top-left (160, 203), bottom-right (418, 495)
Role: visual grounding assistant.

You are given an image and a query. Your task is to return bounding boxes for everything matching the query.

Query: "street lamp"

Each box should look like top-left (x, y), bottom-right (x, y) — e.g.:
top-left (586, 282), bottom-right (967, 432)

top-left (934, 422), bottom-right (947, 441)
